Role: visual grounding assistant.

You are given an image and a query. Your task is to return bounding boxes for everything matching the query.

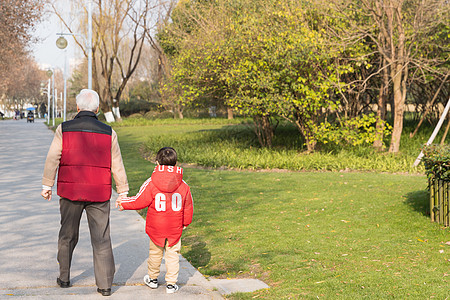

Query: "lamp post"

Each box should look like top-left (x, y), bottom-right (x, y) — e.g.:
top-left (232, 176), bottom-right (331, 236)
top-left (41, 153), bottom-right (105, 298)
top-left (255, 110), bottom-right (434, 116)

top-left (56, 1), bottom-right (93, 90)
top-left (56, 36), bottom-right (68, 121)
top-left (45, 69), bottom-right (53, 124)
top-left (88, 0), bottom-right (92, 90)
top-left (52, 72), bottom-right (55, 126)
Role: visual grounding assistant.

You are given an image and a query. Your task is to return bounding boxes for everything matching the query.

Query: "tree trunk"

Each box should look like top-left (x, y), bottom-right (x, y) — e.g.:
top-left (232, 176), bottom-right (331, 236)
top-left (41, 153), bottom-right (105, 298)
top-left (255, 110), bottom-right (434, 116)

top-left (227, 107), bottom-right (234, 119)
top-left (373, 90), bottom-right (387, 150)
top-left (174, 105), bottom-right (184, 119)
top-left (112, 101), bottom-right (122, 122)
top-left (227, 107), bottom-right (234, 120)
top-left (100, 100), bottom-right (115, 123)
top-left (293, 119), bottom-right (316, 152)
top-left (253, 115), bottom-right (273, 147)
top-left (374, 60), bottom-right (389, 151)
top-left (104, 111), bottom-right (115, 123)
top-left (99, 87), bottom-right (115, 123)
top-left (388, 64), bottom-right (406, 153)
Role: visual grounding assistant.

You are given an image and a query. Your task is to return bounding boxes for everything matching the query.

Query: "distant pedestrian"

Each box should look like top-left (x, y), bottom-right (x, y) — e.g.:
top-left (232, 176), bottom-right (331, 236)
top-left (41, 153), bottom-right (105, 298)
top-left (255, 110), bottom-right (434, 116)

top-left (41, 89), bottom-right (129, 296)
top-left (116, 147), bottom-right (193, 294)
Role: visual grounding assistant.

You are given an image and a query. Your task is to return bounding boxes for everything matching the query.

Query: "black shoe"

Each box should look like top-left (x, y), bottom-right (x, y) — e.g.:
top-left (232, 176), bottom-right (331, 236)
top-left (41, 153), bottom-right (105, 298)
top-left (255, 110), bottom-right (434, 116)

top-left (97, 288), bottom-right (112, 296)
top-left (56, 277), bottom-right (71, 288)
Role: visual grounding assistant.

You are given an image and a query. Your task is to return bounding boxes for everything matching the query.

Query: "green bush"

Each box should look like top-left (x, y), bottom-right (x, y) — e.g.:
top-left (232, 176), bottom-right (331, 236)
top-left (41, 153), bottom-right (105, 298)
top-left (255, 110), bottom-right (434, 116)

top-left (142, 125), bottom-right (422, 173)
top-left (144, 111), bottom-right (161, 119)
top-left (128, 113), bottom-right (144, 119)
top-left (315, 113), bottom-right (392, 147)
top-left (119, 99), bottom-right (158, 117)
top-left (422, 144), bottom-right (450, 181)
top-left (144, 111), bottom-right (174, 119)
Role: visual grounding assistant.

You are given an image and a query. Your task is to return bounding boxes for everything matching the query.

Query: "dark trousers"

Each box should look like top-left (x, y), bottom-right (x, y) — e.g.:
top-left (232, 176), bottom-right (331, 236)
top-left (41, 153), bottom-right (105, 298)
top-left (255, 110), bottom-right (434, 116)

top-left (58, 198), bottom-right (115, 289)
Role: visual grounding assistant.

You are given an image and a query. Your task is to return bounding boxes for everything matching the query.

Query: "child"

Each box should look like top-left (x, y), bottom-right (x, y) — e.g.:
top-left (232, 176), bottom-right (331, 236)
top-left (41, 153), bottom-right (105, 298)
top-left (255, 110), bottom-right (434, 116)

top-left (116, 147), bottom-right (193, 293)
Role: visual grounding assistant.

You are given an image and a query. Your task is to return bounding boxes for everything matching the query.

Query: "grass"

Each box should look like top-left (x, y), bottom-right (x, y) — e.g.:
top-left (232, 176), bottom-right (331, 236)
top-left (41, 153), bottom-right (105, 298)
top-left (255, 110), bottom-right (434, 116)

top-left (184, 170), bottom-right (448, 299)
top-left (142, 128), bottom-right (423, 173)
top-left (112, 119), bottom-right (449, 299)
top-left (137, 120), bottom-right (428, 173)
top-left (111, 116), bottom-right (250, 127)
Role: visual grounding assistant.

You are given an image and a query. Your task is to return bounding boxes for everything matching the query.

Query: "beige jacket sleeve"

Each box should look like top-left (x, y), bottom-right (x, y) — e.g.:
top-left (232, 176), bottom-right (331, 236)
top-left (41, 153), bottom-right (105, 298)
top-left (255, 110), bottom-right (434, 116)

top-left (42, 125), bottom-right (63, 187)
top-left (111, 129), bottom-right (129, 194)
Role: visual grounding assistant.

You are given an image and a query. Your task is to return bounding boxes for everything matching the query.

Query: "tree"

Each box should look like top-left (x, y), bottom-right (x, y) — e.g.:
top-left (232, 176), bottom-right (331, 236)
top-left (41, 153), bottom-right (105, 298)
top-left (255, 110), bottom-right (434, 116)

top-left (157, 0), bottom-right (235, 120)
top-left (328, 0), bottom-right (450, 152)
top-left (52, 0), bottom-right (149, 122)
top-left (0, 0), bottom-right (44, 97)
top-left (1, 56), bottom-right (46, 115)
top-left (159, 0), bottom-right (352, 150)
top-left (224, 0), bottom-right (350, 150)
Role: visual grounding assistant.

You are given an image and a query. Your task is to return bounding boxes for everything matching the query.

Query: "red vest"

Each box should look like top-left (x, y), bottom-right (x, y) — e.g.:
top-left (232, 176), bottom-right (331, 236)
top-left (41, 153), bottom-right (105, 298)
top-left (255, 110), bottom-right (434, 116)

top-left (57, 111), bottom-right (112, 202)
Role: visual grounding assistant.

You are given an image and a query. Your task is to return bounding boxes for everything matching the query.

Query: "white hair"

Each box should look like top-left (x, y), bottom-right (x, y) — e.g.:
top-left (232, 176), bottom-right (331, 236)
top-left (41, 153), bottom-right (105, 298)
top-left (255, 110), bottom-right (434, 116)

top-left (76, 89), bottom-right (100, 112)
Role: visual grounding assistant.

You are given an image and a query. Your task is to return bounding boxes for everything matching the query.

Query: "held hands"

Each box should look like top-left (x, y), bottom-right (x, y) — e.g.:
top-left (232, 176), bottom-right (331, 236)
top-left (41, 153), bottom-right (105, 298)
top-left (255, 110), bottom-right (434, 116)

top-left (115, 195), bottom-right (125, 211)
top-left (41, 189), bottom-right (52, 201)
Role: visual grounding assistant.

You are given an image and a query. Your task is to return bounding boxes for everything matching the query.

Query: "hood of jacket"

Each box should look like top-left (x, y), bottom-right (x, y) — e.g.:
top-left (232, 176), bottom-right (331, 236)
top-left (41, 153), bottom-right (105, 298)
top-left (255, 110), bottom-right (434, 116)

top-left (151, 165), bottom-right (183, 193)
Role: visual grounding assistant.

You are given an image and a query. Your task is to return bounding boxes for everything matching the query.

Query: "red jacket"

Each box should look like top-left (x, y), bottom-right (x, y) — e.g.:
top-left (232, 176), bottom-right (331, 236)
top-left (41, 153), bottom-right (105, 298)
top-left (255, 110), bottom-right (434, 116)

top-left (121, 165), bottom-right (193, 247)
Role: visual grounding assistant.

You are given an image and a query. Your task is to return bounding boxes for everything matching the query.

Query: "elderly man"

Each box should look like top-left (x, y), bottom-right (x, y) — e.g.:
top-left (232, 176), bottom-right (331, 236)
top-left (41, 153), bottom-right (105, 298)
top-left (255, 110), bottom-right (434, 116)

top-left (41, 89), bottom-right (128, 296)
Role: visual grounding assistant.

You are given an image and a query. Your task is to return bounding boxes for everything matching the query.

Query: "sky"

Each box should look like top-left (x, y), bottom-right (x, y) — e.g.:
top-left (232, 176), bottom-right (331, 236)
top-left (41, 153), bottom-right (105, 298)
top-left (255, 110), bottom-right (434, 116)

top-left (32, 2), bottom-right (83, 75)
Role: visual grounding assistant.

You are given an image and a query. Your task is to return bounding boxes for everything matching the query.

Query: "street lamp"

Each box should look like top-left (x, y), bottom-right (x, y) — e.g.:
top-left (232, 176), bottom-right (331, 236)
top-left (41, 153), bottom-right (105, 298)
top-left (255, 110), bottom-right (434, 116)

top-left (55, 1), bottom-right (93, 90)
top-left (56, 36), bottom-right (68, 122)
top-left (87, 0), bottom-right (93, 90)
top-left (45, 69), bottom-right (53, 125)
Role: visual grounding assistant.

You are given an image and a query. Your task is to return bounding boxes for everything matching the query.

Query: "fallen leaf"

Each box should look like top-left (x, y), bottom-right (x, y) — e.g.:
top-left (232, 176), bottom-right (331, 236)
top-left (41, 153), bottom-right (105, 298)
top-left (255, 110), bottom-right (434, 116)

top-left (341, 220), bottom-right (350, 223)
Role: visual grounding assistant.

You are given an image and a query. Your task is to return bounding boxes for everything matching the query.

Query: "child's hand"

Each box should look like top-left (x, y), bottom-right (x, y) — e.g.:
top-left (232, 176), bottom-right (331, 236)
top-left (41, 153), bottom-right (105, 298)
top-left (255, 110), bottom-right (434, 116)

top-left (115, 196), bottom-right (124, 211)
top-left (115, 194), bottom-right (124, 207)
top-left (116, 200), bottom-right (124, 211)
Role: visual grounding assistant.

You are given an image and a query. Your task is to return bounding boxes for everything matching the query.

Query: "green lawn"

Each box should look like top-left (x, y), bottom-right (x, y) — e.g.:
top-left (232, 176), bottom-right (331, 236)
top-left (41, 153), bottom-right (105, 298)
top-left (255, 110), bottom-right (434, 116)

top-left (114, 121), bottom-right (449, 299)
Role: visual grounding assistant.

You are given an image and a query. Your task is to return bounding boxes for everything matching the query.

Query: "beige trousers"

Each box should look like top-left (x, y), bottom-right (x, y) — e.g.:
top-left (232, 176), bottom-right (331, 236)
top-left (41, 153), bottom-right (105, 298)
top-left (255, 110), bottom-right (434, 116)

top-left (148, 239), bottom-right (181, 285)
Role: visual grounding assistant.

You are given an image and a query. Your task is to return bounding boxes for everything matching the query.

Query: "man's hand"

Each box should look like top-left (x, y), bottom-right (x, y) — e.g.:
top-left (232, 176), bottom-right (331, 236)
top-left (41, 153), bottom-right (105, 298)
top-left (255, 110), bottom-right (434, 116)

top-left (41, 189), bottom-right (52, 201)
top-left (115, 195), bottom-right (125, 211)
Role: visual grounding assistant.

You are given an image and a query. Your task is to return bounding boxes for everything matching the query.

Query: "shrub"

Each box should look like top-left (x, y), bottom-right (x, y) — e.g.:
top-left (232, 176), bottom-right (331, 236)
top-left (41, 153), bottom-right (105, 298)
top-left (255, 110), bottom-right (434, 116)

top-left (422, 144), bottom-right (450, 181)
top-left (119, 99), bottom-right (158, 116)
top-left (143, 111), bottom-right (174, 119)
top-left (128, 113), bottom-right (144, 119)
top-left (315, 113), bottom-right (392, 147)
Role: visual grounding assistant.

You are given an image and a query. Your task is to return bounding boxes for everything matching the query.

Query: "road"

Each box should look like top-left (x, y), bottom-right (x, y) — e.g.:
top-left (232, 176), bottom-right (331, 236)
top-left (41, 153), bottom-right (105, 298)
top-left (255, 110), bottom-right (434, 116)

top-left (0, 119), bottom-right (222, 299)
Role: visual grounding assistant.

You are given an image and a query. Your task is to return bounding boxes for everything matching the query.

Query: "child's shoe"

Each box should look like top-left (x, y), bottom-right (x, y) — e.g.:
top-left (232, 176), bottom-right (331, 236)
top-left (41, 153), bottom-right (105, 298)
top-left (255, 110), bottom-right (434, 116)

top-left (143, 275), bottom-right (158, 289)
top-left (166, 284), bottom-right (179, 293)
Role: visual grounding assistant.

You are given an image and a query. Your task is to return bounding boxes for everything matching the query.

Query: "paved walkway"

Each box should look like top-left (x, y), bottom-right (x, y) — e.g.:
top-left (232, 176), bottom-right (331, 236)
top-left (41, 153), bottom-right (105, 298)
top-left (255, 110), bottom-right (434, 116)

top-left (0, 119), bottom-right (223, 299)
